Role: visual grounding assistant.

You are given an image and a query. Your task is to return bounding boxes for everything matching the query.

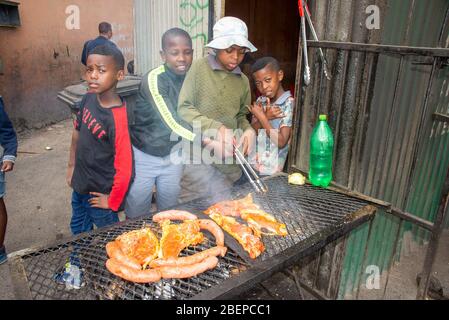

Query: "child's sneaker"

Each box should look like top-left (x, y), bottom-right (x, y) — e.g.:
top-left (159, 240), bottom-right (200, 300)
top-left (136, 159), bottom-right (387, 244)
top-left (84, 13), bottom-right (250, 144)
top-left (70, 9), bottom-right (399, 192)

top-left (53, 261), bottom-right (85, 290)
top-left (0, 246), bottom-right (7, 265)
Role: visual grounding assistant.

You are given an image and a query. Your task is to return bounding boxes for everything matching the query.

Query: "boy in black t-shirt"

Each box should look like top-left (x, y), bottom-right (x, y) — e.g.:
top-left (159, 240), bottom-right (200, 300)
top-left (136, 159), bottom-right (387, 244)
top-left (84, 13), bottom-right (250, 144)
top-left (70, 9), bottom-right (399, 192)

top-left (55, 45), bottom-right (132, 289)
top-left (68, 44), bottom-right (132, 229)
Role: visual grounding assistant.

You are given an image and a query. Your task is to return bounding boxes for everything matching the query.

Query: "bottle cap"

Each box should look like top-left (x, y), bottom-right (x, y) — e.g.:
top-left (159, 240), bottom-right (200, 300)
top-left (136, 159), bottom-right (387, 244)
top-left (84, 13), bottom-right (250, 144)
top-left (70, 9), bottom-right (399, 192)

top-left (319, 114), bottom-right (327, 121)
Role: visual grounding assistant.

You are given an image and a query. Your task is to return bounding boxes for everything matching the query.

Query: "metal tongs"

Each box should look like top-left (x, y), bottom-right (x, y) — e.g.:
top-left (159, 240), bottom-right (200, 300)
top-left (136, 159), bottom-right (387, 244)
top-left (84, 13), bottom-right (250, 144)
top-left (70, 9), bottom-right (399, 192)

top-left (299, 0), bottom-right (311, 86)
top-left (233, 145), bottom-right (268, 194)
top-left (298, 0), bottom-right (332, 86)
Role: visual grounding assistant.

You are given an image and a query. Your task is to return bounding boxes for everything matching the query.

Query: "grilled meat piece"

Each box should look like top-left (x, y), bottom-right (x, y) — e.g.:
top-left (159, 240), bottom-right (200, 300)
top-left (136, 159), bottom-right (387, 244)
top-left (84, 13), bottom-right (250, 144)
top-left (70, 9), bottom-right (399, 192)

top-left (209, 213), bottom-right (265, 259)
top-left (159, 220), bottom-right (204, 259)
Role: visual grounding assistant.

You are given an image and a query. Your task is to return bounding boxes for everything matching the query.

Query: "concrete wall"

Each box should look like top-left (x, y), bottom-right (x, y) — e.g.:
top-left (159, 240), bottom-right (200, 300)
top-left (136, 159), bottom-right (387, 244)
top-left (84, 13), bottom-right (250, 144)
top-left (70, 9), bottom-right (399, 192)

top-left (0, 0), bottom-right (134, 130)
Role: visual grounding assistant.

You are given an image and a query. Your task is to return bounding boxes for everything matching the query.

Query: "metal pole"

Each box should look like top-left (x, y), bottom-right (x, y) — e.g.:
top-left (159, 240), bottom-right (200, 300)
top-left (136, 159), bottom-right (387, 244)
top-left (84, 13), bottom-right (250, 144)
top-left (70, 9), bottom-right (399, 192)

top-left (287, 30), bottom-right (305, 172)
top-left (306, 41), bottom-right (449, 58)
top-left (416, 165), bottom-right (449, 299)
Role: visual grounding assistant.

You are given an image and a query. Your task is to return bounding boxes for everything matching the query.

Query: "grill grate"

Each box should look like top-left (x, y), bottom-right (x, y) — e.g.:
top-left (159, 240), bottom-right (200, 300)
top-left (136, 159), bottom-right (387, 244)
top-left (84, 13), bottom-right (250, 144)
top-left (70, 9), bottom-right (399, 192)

top-left (178, 175), bottom-right (369, 262)
top-left (11, 175), bottom-right (372, 300)
top-left (19, 217), bottom-right (248, 300)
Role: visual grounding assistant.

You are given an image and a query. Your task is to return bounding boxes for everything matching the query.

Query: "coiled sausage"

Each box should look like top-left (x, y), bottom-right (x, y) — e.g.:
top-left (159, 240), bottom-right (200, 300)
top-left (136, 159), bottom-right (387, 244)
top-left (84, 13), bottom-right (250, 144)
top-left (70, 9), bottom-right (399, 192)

top-left (105, 258), bottom-right (162, 283)
top-left (149, 246), bottom-right (227, 268)
top-left (157, 256), bottom-right (219, 279)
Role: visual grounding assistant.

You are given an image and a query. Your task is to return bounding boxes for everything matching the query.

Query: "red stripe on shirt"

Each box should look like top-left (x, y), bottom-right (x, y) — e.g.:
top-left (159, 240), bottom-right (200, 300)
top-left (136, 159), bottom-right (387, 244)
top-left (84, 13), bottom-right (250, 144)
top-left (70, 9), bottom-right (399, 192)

top-left (108, 103), bottom-right (132, 211)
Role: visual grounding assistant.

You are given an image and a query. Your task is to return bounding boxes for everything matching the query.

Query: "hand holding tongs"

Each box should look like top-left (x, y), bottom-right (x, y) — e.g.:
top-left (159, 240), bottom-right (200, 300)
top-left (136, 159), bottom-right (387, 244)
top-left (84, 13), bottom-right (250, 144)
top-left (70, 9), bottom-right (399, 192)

top-left (233, 145), bottom-right (268, 194)
top-left (298, 0), bottom-right (332, 86)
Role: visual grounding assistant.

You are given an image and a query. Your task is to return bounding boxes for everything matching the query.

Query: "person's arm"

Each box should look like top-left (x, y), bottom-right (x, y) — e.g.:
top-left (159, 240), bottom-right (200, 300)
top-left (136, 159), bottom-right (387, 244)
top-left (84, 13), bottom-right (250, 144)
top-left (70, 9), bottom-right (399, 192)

top-left (250, 106), bottom-right (284, 132)
top-left (67, 95), bottom-right (88, 186)
top-left (250, 96), bottom-right (284, 132)
top-left (237, 78), bottom-right (256, 155)
top-left (149, 66), bottom-right (196, 142)
top-left (249, 103), bottom-right (291, 149)
top-left (266, 105), bottom-right (286, 120)
top-left (0, 97), bottom-right (18, 172)
top-left (66, 129), bottom-right (79, 187)
top-left (251, 116), bottom-right (262, 133)
top-left (236, 77), bottom-right (252, 132)
top-left (275, 97), bottom-right (294, 148)
top-left (90, 106), bottom-right (132, 211)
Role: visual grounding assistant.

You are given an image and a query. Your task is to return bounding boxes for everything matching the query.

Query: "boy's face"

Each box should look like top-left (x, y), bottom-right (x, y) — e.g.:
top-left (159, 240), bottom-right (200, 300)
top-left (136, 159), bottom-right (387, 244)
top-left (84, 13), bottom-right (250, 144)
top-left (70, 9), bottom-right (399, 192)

top-left (253, 65), bottom-right (284, 100)
top-left (85, 54), bottom-right (124, 94)
top-left (161, 35), bottom-right (193, 75)
top-left (216, 45), bottom-right (248, 72)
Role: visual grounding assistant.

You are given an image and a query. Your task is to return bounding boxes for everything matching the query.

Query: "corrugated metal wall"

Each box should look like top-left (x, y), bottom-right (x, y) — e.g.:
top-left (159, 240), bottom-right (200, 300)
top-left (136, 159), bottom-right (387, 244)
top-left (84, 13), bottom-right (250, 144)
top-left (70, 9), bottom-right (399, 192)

top-left (291, 0), bottom-right (449, 299)
top-left (134, 0), bottom-right (211, 75)
top-left (405, 67), bottom-right (449, 235)
top-left (404, 3), bottom-right (449, 232)
top-left (341, 0), bottom-right (449, 299)
top-left (344, 0), bottom-right (448, 299)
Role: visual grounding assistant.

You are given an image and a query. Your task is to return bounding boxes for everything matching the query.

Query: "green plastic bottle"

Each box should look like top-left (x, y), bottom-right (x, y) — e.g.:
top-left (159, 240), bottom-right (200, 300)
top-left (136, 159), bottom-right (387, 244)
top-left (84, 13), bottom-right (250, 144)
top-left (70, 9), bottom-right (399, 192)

top-left (309, 115), bottom-right (334, 187)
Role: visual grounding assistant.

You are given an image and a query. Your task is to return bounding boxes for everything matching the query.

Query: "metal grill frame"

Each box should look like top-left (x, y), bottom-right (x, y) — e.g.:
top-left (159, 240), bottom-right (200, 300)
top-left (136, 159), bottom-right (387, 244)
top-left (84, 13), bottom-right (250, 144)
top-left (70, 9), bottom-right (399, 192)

top-left (8, 173), bottom-right (376, 300)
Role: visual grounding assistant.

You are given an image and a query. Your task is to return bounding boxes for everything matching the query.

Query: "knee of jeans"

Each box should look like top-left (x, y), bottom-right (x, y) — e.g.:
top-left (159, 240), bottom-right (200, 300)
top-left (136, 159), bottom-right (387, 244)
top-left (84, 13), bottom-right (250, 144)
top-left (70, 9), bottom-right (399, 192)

top-left (91, 208), bottom-right (119, 227)
top-left (71, 218), bottom-right (93, 235)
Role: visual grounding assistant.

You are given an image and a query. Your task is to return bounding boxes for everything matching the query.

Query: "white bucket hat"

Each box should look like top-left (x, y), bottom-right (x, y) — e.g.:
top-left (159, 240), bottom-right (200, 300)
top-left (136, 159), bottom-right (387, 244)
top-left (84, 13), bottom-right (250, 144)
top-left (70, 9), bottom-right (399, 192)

top-left (206, 17), bottom-right (257, 53)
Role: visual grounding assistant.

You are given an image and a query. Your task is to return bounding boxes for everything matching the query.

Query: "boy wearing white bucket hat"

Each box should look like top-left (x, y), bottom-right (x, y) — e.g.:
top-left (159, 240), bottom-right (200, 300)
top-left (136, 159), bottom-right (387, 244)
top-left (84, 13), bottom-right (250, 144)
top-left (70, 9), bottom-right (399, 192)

top-left (178, 17), bottom-right (258, 202)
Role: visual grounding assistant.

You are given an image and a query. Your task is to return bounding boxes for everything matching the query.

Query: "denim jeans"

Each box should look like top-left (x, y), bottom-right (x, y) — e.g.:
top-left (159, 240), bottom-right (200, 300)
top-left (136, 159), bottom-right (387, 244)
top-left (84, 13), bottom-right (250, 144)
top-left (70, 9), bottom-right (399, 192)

top-left (125, 146), bottom-right (184, 219)
top-left (68, 191), bottom-right (119, 267)
top-left (70, 191), bottom-right (119, 235)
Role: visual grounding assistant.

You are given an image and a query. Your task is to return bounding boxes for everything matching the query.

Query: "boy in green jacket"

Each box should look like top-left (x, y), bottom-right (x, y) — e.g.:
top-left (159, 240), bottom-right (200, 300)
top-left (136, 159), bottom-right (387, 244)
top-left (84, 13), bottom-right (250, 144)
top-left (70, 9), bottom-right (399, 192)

top-left (178, 17), bottom-right (257, 202)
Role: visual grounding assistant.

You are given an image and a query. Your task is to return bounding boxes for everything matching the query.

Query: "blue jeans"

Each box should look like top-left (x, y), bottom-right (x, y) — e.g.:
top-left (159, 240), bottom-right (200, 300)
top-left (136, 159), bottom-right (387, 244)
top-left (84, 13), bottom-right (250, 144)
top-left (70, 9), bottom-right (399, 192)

top-left (70, 191), bottom-right (119, 235)
top-left (125, 146), bottom-right (183, 219)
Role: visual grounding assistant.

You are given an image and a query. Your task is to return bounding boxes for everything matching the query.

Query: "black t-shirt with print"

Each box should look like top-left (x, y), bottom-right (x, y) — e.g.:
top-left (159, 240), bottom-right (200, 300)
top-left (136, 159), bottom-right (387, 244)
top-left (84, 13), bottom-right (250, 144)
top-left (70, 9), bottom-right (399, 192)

top-left (71, 93), bottom-right (132, 211)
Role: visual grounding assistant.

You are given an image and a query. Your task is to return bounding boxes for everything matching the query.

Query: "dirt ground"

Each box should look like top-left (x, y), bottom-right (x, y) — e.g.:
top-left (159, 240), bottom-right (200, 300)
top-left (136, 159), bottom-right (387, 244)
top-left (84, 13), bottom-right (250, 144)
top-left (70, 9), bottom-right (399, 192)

top-left (356, 231), bottom-right (449, 300)
top-left (0, 119), bottom-right (74, 299)
top-left (0, 119), bottom-right (447, 300)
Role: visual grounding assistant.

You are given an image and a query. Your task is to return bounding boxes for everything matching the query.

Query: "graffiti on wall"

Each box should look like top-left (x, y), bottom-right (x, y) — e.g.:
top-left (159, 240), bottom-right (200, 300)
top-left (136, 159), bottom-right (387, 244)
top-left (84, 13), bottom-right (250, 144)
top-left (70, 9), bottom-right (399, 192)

top-left (179, 0), bottom-right (209, 46)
